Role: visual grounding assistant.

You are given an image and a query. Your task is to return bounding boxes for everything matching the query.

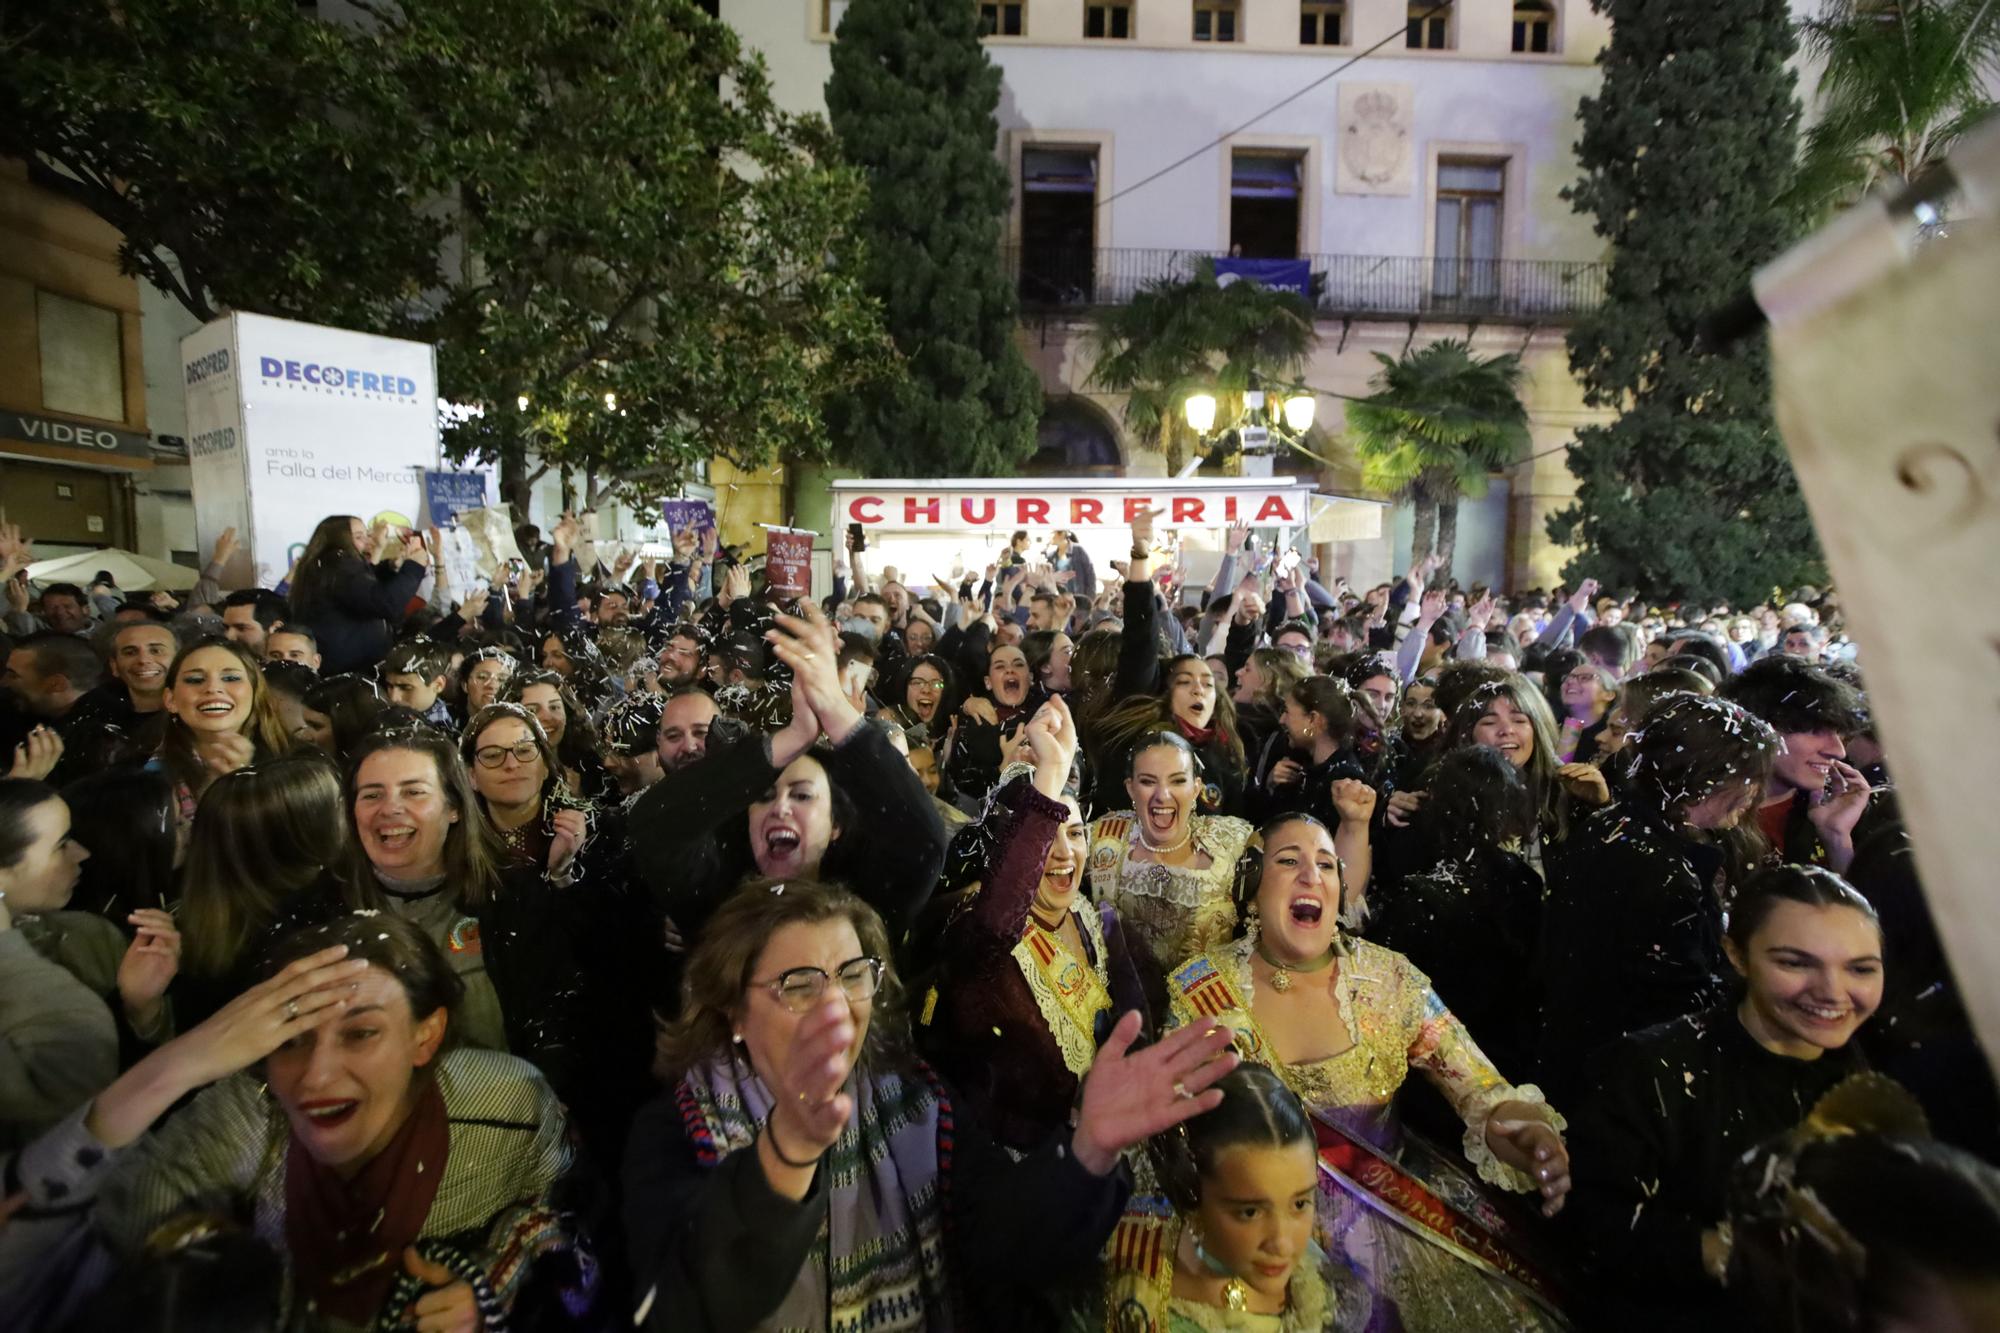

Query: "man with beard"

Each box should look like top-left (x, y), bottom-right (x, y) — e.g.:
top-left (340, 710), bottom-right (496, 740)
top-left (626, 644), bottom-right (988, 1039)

top-left (656, 687), bottom-right (719, 774)
top-left (943, 642), bottom-right (1037, 801)
top-left (656, 625), bottom-right (705, 690)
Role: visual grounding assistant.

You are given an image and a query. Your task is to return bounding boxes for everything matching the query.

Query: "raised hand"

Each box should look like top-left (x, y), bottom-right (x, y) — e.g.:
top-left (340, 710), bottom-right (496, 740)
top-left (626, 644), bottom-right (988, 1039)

top-left (547, 807), bottom-right (588, 878)
top-left (117, 909), bottom-right (183, 1027)
top-left (764, 995), bottom-right (863, 1162)
top-left (1225, 521), bottom-right (1250, 555)
top-left (0, 521), bottom-right (32, 578)
top-left (3, 573), bottom-right (27, 614)
top-left (1384, 789), bottom-right (1427, 828)
top-left (1568, 577), bottom-right (1599, 615)
top-left (1556, 762), bottom-right (1612, 807)
top-left (1416, 589), bottom-right (1447, 627)
top-left (458, 588), bottom-right (490, 622)
top-left (162, 946), bottom-right (368, 1090)
top-left (210, 525), bottom-right (240, 568)
top-left (550, 511), bottom-right (581, 562)
top-left (1071, 1012), bottom-right (1238, 1175)
top-left (200, 732), bottom-right (258, 781)
top-left (766, 601), bottom-right (861, 743)
top-left (6, 726), bottom-right (63, 781)
top-left (1330, 778), bottom-right (1377, 825)
top-left (403, 1248), bottom-right (481, 1333)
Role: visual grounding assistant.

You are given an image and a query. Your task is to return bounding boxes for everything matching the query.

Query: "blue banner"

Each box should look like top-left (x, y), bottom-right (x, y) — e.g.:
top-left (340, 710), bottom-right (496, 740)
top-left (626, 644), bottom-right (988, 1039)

top-left (1214, 258), bottom-right (1311, 299)
top-left (422, 469), bottom-right (491, 527)
top-left (661, 498), bottom-right (716, 541)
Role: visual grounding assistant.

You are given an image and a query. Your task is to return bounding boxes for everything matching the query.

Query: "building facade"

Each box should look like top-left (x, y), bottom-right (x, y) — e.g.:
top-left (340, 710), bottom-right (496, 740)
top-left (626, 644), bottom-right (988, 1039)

top-left (722, 0), bottom-right (1619, 589)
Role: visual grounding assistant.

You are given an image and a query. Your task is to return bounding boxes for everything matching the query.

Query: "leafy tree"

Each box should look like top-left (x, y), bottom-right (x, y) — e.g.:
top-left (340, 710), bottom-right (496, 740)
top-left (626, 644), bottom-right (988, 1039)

top-left (1087, 271), bottom-right (1317, 474)
top-left (824, 0), bottom-right (1041, 476)
top-left (3, 0), bottom-right (894, 518)
top-left (1550, 0), bottom-right (1826, 607)
top-left (1790, 0), bottom-right (2000, 218)
top-left (1342, 340), bottom-right (1529, 583)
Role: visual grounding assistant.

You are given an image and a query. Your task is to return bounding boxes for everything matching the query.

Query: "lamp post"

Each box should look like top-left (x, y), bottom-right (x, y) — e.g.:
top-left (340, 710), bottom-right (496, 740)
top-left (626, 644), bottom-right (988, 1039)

top-left (1179, 386), bottom-right (1318, 475)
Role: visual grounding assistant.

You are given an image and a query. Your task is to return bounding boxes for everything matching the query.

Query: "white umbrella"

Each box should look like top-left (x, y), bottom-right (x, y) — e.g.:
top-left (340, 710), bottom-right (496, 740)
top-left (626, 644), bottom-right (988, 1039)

top-left (23, 548), bottom-right (200, 592)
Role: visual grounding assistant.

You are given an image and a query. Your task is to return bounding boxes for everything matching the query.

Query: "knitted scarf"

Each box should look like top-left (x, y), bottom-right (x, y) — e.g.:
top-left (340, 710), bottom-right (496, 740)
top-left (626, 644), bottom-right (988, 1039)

top-left (677, 1053), bottom-right (956, 1332)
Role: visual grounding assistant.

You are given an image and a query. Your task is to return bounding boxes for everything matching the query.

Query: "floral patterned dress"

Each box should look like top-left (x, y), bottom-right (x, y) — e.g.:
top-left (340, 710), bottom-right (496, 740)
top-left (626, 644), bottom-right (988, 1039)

top-left (1164, 937), bottom-right (1572, 1332)
top-left (1087, 813), bottom-right (1253, 981)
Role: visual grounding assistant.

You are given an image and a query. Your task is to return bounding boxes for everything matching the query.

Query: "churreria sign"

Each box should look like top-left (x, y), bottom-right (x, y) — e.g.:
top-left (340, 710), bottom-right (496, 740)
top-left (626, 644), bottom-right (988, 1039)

top-left (258, 356), bottom-right (419, 400)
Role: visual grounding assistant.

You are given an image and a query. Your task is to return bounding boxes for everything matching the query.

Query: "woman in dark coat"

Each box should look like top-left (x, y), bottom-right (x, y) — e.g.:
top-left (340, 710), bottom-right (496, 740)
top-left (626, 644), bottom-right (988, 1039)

top-left (627, 603), bottom-right (949, 952)
top-left (1562, 865), bottom-right (1887, 1332)
top-left (1536, 692), bottom-right (1779, 1104)
top-left (286, 514), bottom-right (428, 675)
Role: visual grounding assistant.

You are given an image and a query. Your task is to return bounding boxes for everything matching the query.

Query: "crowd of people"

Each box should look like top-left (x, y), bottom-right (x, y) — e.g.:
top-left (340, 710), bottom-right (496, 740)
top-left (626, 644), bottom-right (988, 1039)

top-left (0, 508), bottom-right (1994, 1333)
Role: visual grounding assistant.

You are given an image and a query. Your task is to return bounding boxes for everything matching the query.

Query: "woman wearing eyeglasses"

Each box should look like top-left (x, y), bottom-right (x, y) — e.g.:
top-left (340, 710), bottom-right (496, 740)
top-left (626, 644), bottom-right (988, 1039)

top-left (623, 877), bottom-right (1241, 1332)
top-left (458, 703), bottom-right (660, 1166)
top-left (875, 653), bottom-right (956, 739)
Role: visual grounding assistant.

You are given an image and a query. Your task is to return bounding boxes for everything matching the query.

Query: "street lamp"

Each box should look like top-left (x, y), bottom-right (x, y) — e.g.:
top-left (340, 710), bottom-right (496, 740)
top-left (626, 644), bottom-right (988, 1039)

top-left (1183, 393), bottom-right (1218, 434)
top-left (1283, 392), bottom-right (1317, 433)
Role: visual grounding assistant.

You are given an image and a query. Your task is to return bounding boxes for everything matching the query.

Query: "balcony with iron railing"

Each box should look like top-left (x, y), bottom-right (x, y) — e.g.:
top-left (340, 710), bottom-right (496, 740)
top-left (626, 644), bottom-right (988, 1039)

top-left (1003, 246), bottom-right (1607, 322)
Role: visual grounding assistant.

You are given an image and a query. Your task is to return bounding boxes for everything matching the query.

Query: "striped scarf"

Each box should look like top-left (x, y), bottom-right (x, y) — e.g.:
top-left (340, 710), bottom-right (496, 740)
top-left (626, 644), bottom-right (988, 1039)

top-left (677, 1054), bottom-right (956, 1332)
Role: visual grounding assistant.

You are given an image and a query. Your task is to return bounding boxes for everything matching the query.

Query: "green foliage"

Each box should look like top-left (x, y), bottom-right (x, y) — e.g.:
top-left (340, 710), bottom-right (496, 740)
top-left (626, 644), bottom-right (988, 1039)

top-left (2, 0), bottom-right (895, 517)
top-left (823, 0), bottom-right (1041, 476)
top-left (1789, 0), bottom-right (2000, 218)
top-left (1551, 0), bottom-right (1826, 606)
top-left (1086, 271), bottom-right (1317, 473)
top-left (1343, 340), bottom-right (1529, 579)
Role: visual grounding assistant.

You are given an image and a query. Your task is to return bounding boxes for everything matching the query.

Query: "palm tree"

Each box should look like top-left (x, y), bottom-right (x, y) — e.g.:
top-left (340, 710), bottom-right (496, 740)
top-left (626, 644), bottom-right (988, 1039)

top-left (1087, 268), bottom-right (1316, 473)
top-left (1343, 340), bottom-right (1529, 583)
top-left (1789, 0), bottom-right (2000, 219)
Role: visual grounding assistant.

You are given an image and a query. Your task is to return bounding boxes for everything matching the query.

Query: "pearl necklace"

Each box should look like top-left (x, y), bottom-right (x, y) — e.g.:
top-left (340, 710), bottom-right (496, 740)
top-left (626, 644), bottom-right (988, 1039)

top-left (1135, 818), bottom-right (1194, 856)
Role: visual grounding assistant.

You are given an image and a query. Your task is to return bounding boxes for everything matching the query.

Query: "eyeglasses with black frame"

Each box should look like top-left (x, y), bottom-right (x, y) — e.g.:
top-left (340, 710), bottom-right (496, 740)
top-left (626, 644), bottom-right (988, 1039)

top-left (474, 739), bottom-right (542, 769)
top-left (753, 956), bottom-right (886, 1013)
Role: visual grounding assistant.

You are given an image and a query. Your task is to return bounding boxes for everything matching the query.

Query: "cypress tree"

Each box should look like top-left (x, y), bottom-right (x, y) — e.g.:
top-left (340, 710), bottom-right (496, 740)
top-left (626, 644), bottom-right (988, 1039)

top-left (1549, 0), bottom-right (1827, 606)
top-left (825, 0), bottom-right (1042, 476)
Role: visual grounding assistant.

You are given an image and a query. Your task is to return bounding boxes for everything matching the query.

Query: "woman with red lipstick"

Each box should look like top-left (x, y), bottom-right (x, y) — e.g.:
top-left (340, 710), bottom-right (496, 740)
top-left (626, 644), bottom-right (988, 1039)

top-left (918, 697), bottom-right (1152, 1152)
top-left (1163, 813), bottom-right (1574, 1332)
top-left (1562, 865), bottom-right (1887, 1332)
top-left (1088, 732), bottom-right (1254, 1001)
top-left (0, 914), bottom-right (599, 1331)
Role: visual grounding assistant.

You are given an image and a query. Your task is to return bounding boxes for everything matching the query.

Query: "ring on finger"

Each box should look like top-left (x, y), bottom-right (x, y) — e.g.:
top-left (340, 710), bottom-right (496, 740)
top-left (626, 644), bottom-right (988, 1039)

top-left (285, 998), bottom-right (300, 1022)
top-left (1173, 1080), bottom-right (1193, 1101)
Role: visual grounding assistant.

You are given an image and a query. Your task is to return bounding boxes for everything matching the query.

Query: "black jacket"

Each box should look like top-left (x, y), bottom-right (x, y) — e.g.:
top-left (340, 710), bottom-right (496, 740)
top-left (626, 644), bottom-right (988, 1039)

top-left (292, 554), bottom-right (427, 675)
top-left (1367, 843), bottom-right (1544, 1082)
top-left (1537, 800), bottom-right (1730, 1103)
top-left (622, 1070), bottom-right (1130, 1333)
top-left (627, 719), bottom-right (947, 949)
top-left (1561, 1006), bottom-right (1867, 1332)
